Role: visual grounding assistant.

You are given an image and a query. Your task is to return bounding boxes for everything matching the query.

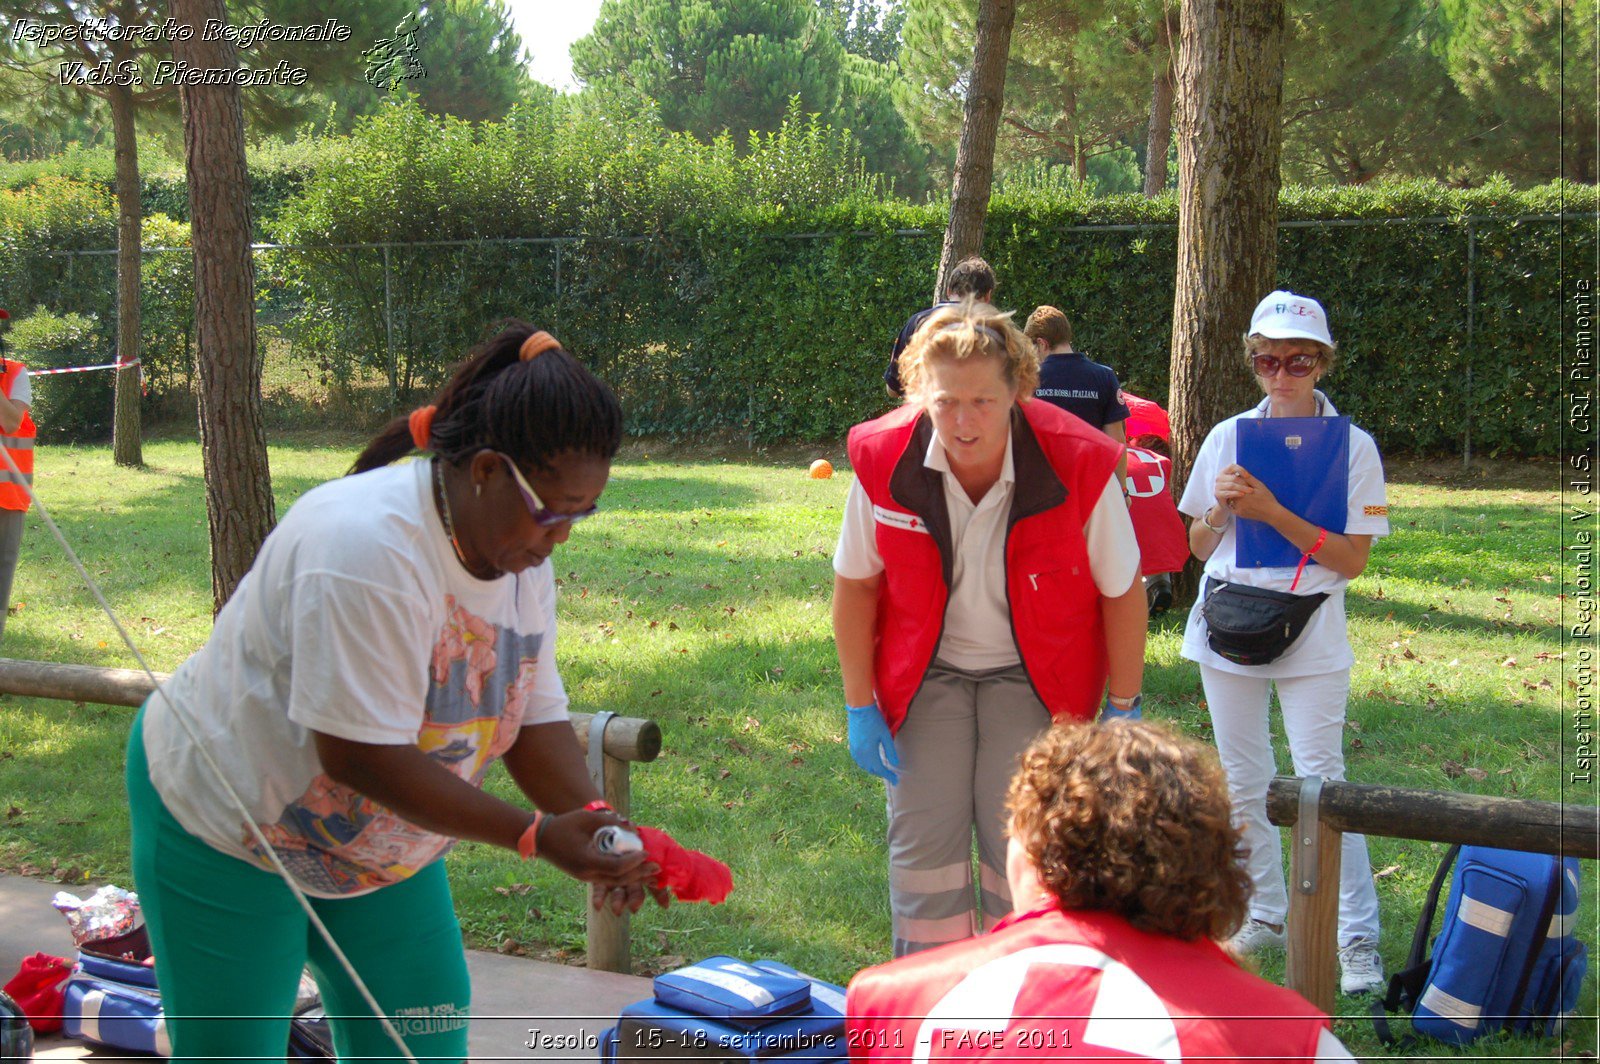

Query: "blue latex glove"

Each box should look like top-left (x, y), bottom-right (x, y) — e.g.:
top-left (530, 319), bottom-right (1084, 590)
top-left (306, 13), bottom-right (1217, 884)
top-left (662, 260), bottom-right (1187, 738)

top-left (846, 702), bottom-right (900, 785)
top-left (1100, 693), bottom-right (1143, 722)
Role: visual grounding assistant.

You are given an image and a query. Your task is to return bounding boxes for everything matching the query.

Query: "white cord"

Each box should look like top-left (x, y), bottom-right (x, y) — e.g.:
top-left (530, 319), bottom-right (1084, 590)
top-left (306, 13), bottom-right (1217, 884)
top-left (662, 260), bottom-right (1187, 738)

top-left (2, 442), bottom-right (419, 1062)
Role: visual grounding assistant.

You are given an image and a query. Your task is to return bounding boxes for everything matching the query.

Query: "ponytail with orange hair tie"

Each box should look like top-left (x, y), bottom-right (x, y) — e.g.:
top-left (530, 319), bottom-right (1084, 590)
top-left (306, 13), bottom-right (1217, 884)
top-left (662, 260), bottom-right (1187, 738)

top-left (519, 331), bottom-right (559, 361)
top-left (408, 405), bottom-right (437, 451)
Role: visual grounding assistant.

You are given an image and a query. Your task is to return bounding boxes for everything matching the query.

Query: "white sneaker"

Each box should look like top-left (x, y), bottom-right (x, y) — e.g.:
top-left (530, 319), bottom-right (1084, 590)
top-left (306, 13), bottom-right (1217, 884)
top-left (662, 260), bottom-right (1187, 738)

top-left (1229, 918), bottom-right (1286, 956)
top-left (1339, 937), bottom-right (1385, 995)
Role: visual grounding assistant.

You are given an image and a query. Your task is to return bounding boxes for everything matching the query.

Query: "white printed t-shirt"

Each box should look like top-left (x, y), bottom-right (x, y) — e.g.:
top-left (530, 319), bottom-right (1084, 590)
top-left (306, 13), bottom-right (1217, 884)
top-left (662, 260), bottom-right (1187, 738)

top-left (142, 459), bottom-right (568, 897)
top-left (1178, 392), bottom-right (1391, 677)
top-left (834, 424), bottom-right (1140, 671)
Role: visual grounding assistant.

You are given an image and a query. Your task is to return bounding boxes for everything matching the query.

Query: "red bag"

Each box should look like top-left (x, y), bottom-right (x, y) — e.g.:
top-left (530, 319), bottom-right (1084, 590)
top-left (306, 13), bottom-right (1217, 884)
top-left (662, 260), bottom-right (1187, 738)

top-left (4, 952), bottom-right (70, 1033)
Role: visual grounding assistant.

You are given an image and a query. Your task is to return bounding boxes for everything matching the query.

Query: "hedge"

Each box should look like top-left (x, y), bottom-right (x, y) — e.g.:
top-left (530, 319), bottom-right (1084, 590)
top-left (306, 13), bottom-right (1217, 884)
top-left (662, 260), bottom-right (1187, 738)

top-left (2, 100), bottom-right (1594, 454)
top-left (258, 181), bottom-right (1588, 456)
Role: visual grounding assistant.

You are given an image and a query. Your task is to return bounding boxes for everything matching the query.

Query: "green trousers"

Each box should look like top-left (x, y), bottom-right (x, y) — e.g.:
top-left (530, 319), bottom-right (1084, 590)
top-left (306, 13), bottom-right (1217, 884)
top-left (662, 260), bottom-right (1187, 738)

top-left (126, 709), bottom-right (471, 1062)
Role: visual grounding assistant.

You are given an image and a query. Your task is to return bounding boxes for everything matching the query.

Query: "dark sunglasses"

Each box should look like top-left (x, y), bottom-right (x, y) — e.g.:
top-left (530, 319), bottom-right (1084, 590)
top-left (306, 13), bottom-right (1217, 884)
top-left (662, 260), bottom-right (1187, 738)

top-left (1251, 352), bottom-right (1321, 378)
top-left (498, 453), bottom-right (598, 527)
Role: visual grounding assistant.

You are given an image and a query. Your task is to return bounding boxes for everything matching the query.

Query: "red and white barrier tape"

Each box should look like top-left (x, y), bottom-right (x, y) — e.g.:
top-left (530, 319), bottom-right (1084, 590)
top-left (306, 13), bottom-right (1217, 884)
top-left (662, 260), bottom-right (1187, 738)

top-left (30, 358), bottom-right (141, 377)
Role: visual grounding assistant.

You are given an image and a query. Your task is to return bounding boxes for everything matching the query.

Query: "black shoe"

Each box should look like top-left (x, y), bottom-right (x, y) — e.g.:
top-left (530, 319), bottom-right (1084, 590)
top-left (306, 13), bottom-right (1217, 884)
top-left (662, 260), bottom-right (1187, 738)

top-left (1147, 574), bottom-right (1174, 614)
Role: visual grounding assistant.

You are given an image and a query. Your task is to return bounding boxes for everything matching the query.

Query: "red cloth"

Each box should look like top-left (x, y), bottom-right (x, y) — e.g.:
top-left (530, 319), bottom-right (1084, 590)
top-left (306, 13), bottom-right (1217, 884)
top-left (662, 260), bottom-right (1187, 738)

top-left (636, 826), bottom-right (733, 904)
top-left (1120, 390), bottom-right (1171, 443)
top-left (847, 906), bottom-right (1329, 1062)
top-left (4, 952), bottom-right (70, 1033)
top-left (1125, 446), bottom-right (1190, 575)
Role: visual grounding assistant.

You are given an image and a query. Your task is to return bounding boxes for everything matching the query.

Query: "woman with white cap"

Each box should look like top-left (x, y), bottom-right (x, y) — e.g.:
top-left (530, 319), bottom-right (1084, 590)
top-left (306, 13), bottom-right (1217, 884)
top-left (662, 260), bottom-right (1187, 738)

top-left (1178, 291), bottom-right (1391, 996)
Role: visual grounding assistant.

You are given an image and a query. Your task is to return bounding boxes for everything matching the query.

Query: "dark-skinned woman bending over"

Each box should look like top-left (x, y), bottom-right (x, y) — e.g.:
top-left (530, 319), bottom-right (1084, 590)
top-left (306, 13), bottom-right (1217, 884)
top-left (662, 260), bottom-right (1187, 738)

top-left (128, 323), bottom-right (664, 1062)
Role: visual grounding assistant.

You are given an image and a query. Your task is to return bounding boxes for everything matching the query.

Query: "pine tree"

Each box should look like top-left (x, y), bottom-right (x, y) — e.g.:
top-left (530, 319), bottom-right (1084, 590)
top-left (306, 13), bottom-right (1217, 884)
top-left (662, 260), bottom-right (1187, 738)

top-left (1435, 0), bottom-right (1595, 183)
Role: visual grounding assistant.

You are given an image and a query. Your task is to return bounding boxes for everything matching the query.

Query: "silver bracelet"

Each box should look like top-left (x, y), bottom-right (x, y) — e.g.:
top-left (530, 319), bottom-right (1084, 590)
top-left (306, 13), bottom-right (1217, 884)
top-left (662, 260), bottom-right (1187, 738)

top-left (1201, 508), bottom-right (1230, 535)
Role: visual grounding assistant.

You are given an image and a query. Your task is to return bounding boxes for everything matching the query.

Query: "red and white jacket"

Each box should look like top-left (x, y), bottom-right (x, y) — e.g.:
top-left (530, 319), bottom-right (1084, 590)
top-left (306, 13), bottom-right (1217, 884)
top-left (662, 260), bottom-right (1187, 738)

top-left (846, 402), bottom-right (1120, 733)
top-left (846, 905), bottom-right (1330, 1062)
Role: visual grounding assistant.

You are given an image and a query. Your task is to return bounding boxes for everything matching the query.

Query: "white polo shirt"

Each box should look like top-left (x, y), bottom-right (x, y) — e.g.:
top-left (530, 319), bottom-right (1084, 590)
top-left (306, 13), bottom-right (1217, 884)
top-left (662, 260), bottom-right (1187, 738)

top-left (834, 426), bottom-right (1140, 671)
top-left (1178, 392), bottom-right (1391, 677)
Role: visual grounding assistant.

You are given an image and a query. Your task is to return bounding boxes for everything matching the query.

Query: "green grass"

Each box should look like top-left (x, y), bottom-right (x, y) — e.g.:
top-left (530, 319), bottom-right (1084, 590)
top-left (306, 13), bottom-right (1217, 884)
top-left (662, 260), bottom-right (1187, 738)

top-left (0, 439), bottom-right (1589, 1057)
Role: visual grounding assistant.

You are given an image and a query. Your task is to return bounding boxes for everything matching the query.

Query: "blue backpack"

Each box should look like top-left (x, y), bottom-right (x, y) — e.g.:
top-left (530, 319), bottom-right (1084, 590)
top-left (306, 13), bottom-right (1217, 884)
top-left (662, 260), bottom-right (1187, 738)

top-left (1374, 844), bottom-right (1586, 1047)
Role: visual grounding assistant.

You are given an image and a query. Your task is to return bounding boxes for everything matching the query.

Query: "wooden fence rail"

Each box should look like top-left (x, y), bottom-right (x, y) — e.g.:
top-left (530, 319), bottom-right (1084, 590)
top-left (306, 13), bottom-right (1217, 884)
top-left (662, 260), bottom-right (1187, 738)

top-left (0, 657), bottom-right (661, 973)
top-left (1265, 776), bottom-right (1597, 1012)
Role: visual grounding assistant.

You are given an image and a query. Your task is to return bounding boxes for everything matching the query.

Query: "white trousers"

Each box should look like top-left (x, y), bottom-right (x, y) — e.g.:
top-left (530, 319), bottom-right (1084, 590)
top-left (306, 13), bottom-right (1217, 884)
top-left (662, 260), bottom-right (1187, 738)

top-left (1199, 665), bottom-right (1381, 945)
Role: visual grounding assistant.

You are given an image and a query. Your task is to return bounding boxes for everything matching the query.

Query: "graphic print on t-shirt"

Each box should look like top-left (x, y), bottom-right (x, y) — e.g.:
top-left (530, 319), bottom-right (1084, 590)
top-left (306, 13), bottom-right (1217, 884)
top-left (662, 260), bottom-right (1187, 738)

top-left (250, 596), bottom-right (546, 894)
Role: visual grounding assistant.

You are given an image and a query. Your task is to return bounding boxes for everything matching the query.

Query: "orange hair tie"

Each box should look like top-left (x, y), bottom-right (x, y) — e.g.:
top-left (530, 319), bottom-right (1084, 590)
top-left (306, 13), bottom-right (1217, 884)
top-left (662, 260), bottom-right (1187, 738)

top-left (408, 405), bottom-right (437, 450)
top-left (519, 331), bottom-right (560, 361)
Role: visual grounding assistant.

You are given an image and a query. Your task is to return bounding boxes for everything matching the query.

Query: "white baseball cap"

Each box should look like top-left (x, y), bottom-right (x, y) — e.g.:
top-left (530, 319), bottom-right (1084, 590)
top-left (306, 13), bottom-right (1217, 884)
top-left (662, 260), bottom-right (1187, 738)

top-left (1249, 290), bottom-right (1333, 347)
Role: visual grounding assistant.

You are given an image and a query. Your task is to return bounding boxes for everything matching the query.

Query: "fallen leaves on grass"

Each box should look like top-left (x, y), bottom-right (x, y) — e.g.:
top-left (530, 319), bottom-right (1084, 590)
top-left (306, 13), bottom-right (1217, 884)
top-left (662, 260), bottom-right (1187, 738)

top-left (494, 884), bottom-right (534, 896)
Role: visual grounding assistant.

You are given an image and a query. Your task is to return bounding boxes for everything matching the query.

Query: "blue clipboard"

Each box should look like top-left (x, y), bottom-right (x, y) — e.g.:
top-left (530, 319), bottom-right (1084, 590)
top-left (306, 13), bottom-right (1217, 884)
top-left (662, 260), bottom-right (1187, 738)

top-left (1234, 417), bottom-right (1349, 568)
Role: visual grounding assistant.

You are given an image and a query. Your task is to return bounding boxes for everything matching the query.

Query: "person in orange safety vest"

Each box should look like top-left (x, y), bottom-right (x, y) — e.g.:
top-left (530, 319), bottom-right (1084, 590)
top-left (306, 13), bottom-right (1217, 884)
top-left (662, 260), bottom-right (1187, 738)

top-left (846, 720), bottom-right (1354, 1062)
top-left (0, 310), bottom-right (33, 643)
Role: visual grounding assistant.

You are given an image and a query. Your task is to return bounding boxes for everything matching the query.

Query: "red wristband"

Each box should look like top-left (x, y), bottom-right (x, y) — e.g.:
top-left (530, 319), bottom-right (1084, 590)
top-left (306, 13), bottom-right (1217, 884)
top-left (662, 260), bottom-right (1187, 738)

top-left (517, 812), bottom-right (543, 861)
top-left (583, 800), bottom-right (614, 813)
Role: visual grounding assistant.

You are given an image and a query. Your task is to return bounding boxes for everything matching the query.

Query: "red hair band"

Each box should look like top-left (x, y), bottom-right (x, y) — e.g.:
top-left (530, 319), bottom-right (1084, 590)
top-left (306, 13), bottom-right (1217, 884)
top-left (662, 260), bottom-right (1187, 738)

top-left (408, 405), bottom-right (436, 450)
top-left (519, 331), bottom-right (560, 361)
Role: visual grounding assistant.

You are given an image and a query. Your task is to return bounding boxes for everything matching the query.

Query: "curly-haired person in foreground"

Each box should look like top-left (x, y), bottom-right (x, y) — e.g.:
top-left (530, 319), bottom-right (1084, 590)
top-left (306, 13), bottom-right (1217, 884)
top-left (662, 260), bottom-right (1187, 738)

top-left (846, 721), bottom-right (1355, 1061)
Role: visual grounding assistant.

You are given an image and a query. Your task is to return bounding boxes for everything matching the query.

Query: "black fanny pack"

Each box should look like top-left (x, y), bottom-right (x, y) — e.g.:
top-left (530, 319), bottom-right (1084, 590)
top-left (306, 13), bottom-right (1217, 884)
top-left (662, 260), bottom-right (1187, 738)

top-left (1200, 577), bottom-right (1328, 666)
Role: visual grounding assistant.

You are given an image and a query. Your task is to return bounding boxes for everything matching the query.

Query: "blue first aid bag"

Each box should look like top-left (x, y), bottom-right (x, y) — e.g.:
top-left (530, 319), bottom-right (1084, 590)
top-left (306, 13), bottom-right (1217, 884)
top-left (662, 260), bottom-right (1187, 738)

top-left (59, 924), bottom-right (333, 1059)
top-left (652, 956), bottom-right (812, 1026)
top-left (61, 925), bottom-right (169, 1055)
top-left (603, 957), bottom-right (846, 1061)
top-left (1375, 844), bottom-right (1586, 1047)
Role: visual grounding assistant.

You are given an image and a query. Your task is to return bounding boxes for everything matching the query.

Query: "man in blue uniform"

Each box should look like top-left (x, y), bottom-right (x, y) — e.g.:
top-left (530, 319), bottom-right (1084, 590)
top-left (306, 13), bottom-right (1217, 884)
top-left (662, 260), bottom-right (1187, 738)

top-left (1024, 305), bottom-right (1128, 489)
top-left (883, 257), bottom-right (996, 396)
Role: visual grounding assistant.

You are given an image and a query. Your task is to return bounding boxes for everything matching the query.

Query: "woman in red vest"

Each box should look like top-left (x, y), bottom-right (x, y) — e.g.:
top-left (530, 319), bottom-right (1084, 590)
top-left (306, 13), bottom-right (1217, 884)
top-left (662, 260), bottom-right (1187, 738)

top-left (846, 721), bottom-right (1352, 1062)
top-left (832, 299), bottom-right (1146, 957)
top-left (0, 311), bottom-right (35, 643)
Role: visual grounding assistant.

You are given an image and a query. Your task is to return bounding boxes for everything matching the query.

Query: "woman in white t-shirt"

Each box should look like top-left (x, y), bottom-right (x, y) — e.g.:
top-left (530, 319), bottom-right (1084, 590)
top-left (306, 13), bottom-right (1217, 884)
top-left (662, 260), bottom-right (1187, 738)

top-left (127, 323), bottom-right (662, 1062)
top-left (1178, 291), bottom-right (1391, 997)
top-left (833, 300), bottom-right (1147, 958)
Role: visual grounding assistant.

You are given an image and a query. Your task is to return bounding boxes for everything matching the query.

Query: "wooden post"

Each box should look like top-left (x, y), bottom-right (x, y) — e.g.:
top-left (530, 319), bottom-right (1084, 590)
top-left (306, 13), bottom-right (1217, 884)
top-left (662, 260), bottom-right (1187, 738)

top-left (586, 751), bottom-right (633, 974)
top-left (583, 711), bottom-right (641, 974)
top-left (1285, 777), bottom-right (1340, 1014)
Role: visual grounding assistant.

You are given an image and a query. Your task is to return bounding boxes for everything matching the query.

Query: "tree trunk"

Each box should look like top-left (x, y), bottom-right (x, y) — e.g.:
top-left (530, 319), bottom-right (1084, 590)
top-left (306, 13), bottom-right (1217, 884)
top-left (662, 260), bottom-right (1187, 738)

top-left (108, 79), bottom-right (143, 468)
top-left (1143, 6), bottom-right (1178, 198)
top-left (1167, 0), bottom-right (1287, 503)
top-left (172, 0), bottom-right (276, 612)
top-left (1167, 0), bottom-right (1286, 601)
top-left (933, 0), bottom-right (1017, 302)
